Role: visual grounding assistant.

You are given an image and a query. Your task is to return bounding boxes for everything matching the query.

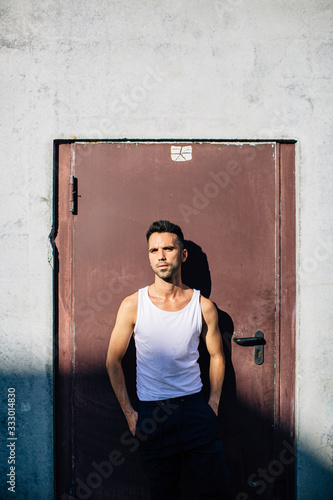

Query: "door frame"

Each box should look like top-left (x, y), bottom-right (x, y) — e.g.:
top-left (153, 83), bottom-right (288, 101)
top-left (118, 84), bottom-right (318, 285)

top-left (52, 139), bottom-right (296, 499)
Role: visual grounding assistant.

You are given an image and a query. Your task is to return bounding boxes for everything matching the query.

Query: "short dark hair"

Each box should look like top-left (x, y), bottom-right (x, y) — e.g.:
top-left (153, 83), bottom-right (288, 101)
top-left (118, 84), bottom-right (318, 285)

top-left (146, 220), bottom-right (185, 249)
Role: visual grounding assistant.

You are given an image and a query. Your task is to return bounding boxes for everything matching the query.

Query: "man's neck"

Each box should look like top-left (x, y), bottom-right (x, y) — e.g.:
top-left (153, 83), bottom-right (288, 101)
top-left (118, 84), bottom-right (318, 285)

top-left (151, 275), bottom-right (187, 299)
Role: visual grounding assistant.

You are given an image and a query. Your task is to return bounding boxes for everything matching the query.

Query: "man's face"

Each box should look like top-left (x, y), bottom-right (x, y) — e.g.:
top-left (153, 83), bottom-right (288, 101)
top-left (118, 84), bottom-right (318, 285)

top-left (148, 232), bottom-right (187, 281)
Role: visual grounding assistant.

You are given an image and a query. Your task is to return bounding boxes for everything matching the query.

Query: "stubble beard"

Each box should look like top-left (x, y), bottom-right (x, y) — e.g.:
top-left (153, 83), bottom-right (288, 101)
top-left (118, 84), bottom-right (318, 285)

top-left (153, 261), bottom-right (181, 281)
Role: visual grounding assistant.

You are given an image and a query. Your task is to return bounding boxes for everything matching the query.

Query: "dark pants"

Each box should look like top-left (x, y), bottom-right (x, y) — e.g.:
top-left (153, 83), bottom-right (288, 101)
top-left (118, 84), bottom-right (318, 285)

top-left (136, 391), bottom-right (233, 500)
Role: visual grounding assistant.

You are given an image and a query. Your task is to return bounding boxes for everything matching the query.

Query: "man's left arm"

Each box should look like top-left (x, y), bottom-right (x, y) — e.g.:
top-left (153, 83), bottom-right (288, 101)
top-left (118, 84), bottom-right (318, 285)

top-left (201, 296), bottom-right (225, 416)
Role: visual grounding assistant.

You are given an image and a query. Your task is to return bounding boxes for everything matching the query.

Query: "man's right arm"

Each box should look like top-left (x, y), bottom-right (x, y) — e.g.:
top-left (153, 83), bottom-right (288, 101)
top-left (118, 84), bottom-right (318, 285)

top-left (106, 293), bottom-right (138, 435)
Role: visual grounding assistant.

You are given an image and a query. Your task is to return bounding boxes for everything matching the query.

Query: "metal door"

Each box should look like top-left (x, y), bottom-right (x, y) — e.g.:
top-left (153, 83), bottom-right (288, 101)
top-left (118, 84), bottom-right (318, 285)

top-left (55, 141), bottom-right (295, 499)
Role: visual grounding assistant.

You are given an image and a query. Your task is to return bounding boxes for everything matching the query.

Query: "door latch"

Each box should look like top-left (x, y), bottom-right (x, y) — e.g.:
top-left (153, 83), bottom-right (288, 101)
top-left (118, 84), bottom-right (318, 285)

top-left (69, 175), bottom-right (78, 215)
top-left (233, 330), bottom-right (266, 365)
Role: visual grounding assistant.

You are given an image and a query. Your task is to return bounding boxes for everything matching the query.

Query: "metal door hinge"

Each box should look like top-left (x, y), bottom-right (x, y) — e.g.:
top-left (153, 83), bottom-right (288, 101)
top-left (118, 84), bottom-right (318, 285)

top-left (69, 176), bottom-right (78, 215)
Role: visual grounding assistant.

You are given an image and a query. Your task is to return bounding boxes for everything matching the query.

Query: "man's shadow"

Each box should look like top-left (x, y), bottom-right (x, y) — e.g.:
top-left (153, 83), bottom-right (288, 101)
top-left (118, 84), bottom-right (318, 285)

top-left (181, 240), bottom-right (239, 497)
top-left (182, 240), bottom-right (236, 408)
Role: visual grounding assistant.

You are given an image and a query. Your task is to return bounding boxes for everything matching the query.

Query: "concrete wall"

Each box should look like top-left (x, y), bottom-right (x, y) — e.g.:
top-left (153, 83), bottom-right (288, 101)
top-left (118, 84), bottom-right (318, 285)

top-left (0, 0), bottom-right (332, 498)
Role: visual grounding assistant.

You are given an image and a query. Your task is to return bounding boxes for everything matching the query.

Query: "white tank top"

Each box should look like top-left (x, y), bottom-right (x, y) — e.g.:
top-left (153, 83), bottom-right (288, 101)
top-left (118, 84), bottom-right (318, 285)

top-left (134, 286), bottom-right (203, 400)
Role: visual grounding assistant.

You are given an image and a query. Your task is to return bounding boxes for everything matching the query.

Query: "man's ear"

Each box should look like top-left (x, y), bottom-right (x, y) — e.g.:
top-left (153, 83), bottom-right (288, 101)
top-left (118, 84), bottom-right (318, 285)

top-left (181, 248), bottom-right (188, 263)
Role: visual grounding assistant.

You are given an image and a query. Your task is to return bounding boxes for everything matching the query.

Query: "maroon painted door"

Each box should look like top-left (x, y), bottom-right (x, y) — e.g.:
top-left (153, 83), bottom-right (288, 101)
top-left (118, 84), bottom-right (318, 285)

top-left (55, 141), bottom-right (295, 500)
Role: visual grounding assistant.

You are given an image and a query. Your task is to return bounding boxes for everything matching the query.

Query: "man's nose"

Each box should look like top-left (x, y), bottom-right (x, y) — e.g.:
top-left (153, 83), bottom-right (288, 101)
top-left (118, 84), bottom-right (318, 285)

top-left (157, 249), bottom-right (166, 260)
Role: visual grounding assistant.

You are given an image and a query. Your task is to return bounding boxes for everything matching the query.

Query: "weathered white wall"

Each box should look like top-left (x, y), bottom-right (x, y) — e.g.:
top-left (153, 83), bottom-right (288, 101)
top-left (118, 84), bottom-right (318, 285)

top-left (0, 0), bottom-right (332, 498)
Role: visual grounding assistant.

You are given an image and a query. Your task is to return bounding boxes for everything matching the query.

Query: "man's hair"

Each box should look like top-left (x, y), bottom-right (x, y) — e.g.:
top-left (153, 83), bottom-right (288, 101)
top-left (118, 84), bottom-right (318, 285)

top-left (146, 220), bottom-right (185, 249)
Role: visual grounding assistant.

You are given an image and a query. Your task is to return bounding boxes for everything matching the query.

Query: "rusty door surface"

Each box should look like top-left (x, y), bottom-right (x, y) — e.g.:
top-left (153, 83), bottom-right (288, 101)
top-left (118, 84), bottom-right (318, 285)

top-left (55, 141), bottom-right (295, 500)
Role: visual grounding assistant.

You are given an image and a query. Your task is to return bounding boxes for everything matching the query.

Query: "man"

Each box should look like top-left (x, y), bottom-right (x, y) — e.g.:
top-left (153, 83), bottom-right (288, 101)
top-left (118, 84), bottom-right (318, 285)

top-left (106, 220), bottom-right (232, 499)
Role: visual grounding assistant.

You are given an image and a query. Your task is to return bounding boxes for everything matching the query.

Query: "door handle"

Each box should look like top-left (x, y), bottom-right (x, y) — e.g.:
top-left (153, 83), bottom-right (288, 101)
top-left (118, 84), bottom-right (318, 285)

top-left (233, 331), bottom-right (265, 365)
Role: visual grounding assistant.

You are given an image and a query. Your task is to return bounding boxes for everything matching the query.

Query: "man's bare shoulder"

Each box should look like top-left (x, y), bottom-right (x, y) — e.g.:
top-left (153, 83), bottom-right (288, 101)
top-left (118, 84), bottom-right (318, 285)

top-left (120, 291), bottom-right (138, 312)
top-left (114, 292), bottom-right (138, 327)
top-left (200, 295), bottom-right (217, 316)
top-left (200, 296), bottom-right (220, 338)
